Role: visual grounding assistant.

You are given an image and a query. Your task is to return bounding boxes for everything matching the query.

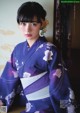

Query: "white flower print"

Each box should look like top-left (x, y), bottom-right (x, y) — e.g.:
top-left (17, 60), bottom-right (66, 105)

top-left (67, 88), bottom-right (76, 113)
top-left (68, 88), bottom-right (75, 100)
top-left (53, 69), bottom-right (62, 78)
top-left (15, 60), bottom-right (24, 70)
top-left (23, 72), bottom-right (31, 78)
top-left (5, 90), bottom-right (15, 105)
top-left (43, 50), bottom-right (53, 61)
top-left (60, 88), bottom-right (76, 113)
top-left (26, 102), bottom-right (33, 112)
top-left (15, 60), bottom-right (19, 66)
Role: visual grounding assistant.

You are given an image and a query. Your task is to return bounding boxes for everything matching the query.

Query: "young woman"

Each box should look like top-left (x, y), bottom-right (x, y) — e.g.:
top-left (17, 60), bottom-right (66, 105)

top-left (0, 1), bottom-right (76, 113)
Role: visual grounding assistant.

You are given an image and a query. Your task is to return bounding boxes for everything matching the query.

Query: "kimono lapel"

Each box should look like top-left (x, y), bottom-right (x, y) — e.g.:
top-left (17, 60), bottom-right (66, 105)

top-left (18, 37), bottom-right (47, 77)
top-left (22, 36), bottom-right (47, 66)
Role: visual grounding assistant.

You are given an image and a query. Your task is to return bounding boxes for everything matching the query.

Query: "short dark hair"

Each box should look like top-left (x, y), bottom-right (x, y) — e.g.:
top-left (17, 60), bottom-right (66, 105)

top-left (17, 1), bottom-right (47, 24)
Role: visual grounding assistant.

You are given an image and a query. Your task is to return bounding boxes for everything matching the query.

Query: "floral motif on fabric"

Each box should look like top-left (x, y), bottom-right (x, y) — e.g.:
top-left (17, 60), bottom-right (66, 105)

top-left (26, 102), bottom-right (33, 112)
top-left (23, 72), bottom-right (31, 78)
top-left (53, 69), bottom-right (62, 78)
top-left (43, 50), bottom-right (53, 61)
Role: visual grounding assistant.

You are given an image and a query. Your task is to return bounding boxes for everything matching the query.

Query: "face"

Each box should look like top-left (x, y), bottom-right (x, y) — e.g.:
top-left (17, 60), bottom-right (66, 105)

top-left (18, 17), bottom-right (42, 41)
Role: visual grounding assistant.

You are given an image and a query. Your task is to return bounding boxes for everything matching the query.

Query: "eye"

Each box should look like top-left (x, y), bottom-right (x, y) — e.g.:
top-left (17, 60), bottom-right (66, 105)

top-left (31, 22), bottom-right (38, 26)
top-left (19, 22), bottom-right (26, 26)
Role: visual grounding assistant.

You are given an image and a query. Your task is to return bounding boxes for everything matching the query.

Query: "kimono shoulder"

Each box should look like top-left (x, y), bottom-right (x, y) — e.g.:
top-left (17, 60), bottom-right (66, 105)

top-left (43, 42), bottom-right (57, 51)
top-left (11, 41), bottom-right (27, 70)
top-left (13, 41), bottom-right (27, 54)
top-left (40, 42), bottom-right (59, 61)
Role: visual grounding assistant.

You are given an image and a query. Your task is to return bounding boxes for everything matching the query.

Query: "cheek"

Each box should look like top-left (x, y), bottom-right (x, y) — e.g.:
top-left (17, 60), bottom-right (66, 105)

top-left (33, 26), bottom-right (41, 32)
top-left (33, 29), bottom-right (40, 35)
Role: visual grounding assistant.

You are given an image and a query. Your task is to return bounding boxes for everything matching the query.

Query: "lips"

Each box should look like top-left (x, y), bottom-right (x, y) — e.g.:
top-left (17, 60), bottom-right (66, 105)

top-left (25, 34), bottom-right (32, 37)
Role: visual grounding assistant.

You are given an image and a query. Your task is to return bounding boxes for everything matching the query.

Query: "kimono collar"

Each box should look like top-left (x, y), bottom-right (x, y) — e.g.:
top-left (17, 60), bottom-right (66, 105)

top-left (26, 36), bottom-right (47, 49)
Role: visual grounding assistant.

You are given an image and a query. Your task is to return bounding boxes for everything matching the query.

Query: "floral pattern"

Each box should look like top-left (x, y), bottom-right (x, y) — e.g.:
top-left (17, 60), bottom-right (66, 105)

top-left (23, 72), bottom-right (31, 78)
top-left (26, 102), bottom-right (33, 112)
top-left (43, 50), bottom-right (53, 61)
top-left (53, 69), bottom-right (62, 78)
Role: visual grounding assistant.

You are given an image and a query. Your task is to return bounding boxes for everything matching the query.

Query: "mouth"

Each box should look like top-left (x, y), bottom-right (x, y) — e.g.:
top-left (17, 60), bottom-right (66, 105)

top-left (25, 34), bottom-right (32, 37)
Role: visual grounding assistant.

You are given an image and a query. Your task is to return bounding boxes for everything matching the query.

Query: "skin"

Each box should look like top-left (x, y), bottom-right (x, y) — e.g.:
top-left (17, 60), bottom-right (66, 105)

top-left (18, 17), bottom-right (43, 47)
top-left (0, 100), bottom-right (3, 106)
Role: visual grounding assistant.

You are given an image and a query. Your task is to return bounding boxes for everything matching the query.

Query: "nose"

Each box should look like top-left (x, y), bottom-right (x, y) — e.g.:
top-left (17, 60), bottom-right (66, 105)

top-left (25, 23), bottom-right (31, 32)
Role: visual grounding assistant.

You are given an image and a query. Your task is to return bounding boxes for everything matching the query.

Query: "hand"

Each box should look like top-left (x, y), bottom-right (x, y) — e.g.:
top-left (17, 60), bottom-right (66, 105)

top-left (0, 100), bottom-right (3, 106)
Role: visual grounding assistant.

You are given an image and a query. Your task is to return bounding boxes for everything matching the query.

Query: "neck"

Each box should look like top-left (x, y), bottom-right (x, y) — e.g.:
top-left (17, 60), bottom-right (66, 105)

top-left (27, 37), bottom-right (39, 47)
top-left (27, 40), bottom-right (35, 47)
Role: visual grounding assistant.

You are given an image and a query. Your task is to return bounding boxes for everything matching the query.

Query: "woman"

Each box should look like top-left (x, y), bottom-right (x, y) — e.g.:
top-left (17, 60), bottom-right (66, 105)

top-left (0, 1), bottom-right (76, 113)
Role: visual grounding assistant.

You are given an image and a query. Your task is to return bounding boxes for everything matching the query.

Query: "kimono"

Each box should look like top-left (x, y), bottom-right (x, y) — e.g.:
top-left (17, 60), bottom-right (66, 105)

top-left (0, 36), bottom-right (76, 113)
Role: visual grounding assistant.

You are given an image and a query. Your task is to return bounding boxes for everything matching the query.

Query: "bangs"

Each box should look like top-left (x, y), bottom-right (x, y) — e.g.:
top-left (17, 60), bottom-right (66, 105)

top-left (17, 14), bottom-right (41, 23)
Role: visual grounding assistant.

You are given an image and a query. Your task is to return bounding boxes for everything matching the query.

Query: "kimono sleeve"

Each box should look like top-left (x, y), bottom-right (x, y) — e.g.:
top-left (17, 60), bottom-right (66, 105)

top-left (0, 49), bottom-right (20, 111)
top-left (47, 46), bottom-right (76, 113)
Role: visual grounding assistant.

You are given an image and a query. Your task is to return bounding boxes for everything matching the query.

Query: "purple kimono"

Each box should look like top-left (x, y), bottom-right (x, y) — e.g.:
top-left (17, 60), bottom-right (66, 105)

top-left (0, 36), bottom-right (75, 113)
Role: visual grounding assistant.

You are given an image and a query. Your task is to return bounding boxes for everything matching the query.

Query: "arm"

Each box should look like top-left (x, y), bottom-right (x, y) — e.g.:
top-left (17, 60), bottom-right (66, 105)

top-left (0, 49), bottom-right (19, 110)
top-left (45, 44), bottom-right (76, 113)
